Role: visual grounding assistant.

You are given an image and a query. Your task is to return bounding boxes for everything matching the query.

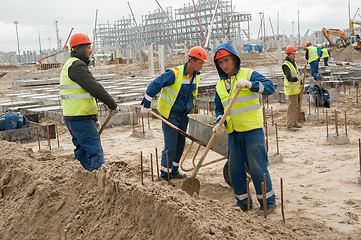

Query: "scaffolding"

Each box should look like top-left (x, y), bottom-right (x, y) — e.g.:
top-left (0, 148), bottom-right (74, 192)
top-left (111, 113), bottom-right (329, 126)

top-left (95, 0), bottom-right (251, 49)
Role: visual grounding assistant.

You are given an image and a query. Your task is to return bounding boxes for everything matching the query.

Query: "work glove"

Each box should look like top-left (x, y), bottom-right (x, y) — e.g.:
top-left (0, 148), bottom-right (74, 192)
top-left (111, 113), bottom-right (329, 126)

top-left (236, 79), bottom-right (252, 89)
top-left (110, 106), bottom-right (119, 116)
top-left (141, 106), bottom-right (150, 115)
top-left (212, 123), bottom-right (225, 137)
top-left (94, 120), bottom-right (101, 131)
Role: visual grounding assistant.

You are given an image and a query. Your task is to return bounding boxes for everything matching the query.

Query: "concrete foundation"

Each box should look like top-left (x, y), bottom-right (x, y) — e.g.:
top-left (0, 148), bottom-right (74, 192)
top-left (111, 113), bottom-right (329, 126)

top-left (358, 176), bottom-right (361, 184)
top-left (309, 113), bottom-right (326, 121)
top-left (326, 133), bottom-right (350, 145)
top-left (269, 153), bottom-right (283, 164)
top-left (132, 129), bottom-right (154, 138)
top-left (0, 121), bottom-right (55, 142)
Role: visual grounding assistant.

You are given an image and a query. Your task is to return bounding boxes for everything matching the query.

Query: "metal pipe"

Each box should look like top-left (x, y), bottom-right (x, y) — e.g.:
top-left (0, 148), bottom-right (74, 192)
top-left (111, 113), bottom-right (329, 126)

top-left (150, 153), bottom-right (154, 182)
top-left (192, 0), bottom-right (206, 46)
top-left (155, 147), bottom-right (159, 179)
top-left (281, 178), bottom-right (285, 222)
top-left (140, 151), bottom-right (144, 185)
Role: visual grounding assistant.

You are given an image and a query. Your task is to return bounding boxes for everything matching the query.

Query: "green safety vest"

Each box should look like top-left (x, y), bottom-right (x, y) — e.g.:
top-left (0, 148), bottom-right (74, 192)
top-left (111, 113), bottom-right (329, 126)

top-left (216, 68), bottom-right (263, 133)
top-left (321, 48), bottom-right (329, 58)
top-left (282, 60), bottom-right (300, 96)
top-left (60, 57), bottom-right (98, 116)
top-left (156, 65), bottom-right (200, 119)
top-left (307, 46), bottom-right (318, 63)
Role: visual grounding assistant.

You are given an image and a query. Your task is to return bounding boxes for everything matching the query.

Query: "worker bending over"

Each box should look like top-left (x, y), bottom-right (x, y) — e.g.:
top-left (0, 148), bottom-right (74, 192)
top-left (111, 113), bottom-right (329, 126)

top-left (305, 41), bottom-right (322, 81)
top-left (320, 45), bottom-right (331, 66)
top-left (141, 47), bottom-right (207, 185)
top-left (212, 42), bottom-right (276, 215)
top-left (282, 45), bottom-right (303, 131)
top-left (60, 33), bottom-right (118, 172)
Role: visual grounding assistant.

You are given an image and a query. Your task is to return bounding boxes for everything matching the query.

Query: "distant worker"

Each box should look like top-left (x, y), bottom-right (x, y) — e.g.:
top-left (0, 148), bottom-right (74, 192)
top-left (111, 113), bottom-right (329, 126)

top-left (282, 45), bottom-right (303, 131)
top-left (110, 53), bottom-right (114, 64)
top-left (320, 45), bottom-right (331, 66)
top-left (91, 54), bottom-right (95, 67)
top-left (140, 47), bottom-right (207, 185)
top-left (60, 33), bottom-right (119, 172)
top-left (305, 41), bottom-right (322, 81)
top-left (0, 109), bottom-right (27, 131)
top-left (212, 42), bottom-right (276, 215)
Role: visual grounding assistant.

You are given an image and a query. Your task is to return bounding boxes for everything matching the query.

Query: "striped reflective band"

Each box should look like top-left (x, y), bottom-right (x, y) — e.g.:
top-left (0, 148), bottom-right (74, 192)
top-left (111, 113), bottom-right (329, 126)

top-left (61, 93), bottom-right (93, 100)
top-left (256, 189), bottom-right (275, 200)
top-left (284, 82), bottom-right (300, 88)
top-left (60, 83), bottom-right (82, 90)
top-left (258, 82), bottom-right (264, 93)
top-left (173, 162), bottom-right (179, 167)
top-left (216, 114), bottom-right (223, 122)
top-left (160, 92), bottom-right (175, 105)
top-left (160, 166), bottom-right (172, 173)
top-left (222, 94), bottom-right (259, 108)
top-left (235, 193), bottom-right (248, 201)
top-left (229, 104), bottom-right (261, 116)
top-left (164, 86), bottom-right (177, 97)
top-left (182, 79), bottom-right (191, 84)
top-left (144, 93), bottom-right (153, 101)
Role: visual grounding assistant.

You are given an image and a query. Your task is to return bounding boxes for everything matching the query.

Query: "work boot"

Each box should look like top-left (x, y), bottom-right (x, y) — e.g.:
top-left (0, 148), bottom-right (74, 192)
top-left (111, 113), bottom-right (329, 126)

top-left (287, 126), bottom-right (298, 131)
top-left (232, 204), bottom-right (253, 212)
top-left (161, 177), bottom-right (176, 187)
top-left (293, 123), bottom-right (302, 128)
top-left (256, 203), bottom-right (277, 216)
top-left (171, 172), bottom-right (187, 179)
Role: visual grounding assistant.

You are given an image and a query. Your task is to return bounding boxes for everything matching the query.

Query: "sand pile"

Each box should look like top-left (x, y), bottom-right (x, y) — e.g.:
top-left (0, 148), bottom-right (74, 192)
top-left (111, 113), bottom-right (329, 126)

top-left (331, 46), bottom-right (361, 62)
top-left (0, 139), bottom-right (356, 240)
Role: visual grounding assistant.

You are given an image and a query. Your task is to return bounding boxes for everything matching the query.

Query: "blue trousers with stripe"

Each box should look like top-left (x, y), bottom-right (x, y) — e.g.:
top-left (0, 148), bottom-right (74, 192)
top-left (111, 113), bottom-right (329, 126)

top-left (228, 128), bottom-right (276, 208)
top-left (160, 113), bottom-right (188, 180)
top-left (65, 119), bottom-right (104, 172)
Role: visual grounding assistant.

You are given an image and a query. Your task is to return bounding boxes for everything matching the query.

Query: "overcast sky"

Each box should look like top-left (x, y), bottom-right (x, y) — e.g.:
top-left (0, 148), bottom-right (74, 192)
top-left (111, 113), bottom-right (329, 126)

top-left (0, 0), bottom-right (359, 52)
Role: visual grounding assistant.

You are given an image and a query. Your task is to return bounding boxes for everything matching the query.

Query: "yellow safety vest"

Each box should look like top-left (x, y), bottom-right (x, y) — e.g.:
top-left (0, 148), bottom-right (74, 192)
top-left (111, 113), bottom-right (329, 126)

top-left (60, 57), bottom-right (98, 116)
top-left (282, 60), bottom-right (300, 96)
top-left (156, 65), bottom-right (200, 119)
top-left (321, 48), bottom-right (329, 58)
top-left (307, 46), bottom-right (318, 63)
top-left (216, 68), bottom-right (263, 133)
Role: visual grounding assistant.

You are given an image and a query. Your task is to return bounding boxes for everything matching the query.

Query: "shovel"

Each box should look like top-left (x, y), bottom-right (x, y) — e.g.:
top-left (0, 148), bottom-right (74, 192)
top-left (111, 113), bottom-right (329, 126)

top-left (181, 87), bottom-right (242, 196)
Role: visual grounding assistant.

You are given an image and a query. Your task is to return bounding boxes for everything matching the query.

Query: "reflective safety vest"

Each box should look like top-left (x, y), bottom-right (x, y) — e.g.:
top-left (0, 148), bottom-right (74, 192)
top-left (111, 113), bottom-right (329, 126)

top-left (282, 60), bottom-right (300, 96)
top-left (307, 46), bottom-right (318, 63)
top-left (60, 57), bottom-right (98, 116)
top-left (216, 68), bottom-right (263, 133)
top-left (156, 65), bottom-right (200, 119)
top-left (321, 48), bottom-right (329, 58)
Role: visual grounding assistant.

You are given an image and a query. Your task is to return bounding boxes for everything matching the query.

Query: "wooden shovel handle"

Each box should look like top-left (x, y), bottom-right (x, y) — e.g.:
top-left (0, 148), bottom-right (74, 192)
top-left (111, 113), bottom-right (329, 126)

top-left (98, 115), bottom-right (112, 135)
top-left (190, 87), bottom-right (242, 178)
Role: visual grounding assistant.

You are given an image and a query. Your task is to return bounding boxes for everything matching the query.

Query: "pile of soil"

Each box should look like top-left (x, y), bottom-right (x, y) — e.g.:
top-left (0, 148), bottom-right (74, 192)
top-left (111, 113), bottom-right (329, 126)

top-left (0, 139), bottom-right (353, 240)
top-left (331, 46), bottom-right (361, 62)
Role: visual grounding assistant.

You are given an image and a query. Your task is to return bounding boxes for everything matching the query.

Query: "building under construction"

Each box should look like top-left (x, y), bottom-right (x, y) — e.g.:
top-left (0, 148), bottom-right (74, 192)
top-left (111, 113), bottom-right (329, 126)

top-left (95, 0), bottom-right (251, 50)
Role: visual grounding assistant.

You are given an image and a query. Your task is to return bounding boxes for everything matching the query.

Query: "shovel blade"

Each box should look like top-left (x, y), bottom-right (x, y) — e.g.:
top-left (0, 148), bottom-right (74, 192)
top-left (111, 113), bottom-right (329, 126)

top-left (181, 177), bottom-right (200, 196)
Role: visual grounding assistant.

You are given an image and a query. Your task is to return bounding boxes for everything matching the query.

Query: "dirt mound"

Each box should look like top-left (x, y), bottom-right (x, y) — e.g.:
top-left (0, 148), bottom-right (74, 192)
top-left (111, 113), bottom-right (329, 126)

top-left (0, 139), bottom-right (355, 240)
top-left (331, 46), bottom-right (361, 62)
top-left (0, 65), bottom-right (19, 70)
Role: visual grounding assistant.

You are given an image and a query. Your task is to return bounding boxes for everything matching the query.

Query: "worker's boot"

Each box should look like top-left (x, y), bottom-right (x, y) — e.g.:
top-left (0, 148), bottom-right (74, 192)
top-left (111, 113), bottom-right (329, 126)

top-left (256, 203), bottom-right (277, 216)
top-left (287, 126), bottom-right (298, 131)
top-left (171, 172), bottom-right (187, 179)
top-left (293, 123), bottom-right (302, 128)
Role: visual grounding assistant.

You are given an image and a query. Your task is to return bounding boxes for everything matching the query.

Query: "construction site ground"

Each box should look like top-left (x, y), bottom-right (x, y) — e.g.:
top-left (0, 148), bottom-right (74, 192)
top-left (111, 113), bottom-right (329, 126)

top-left (1, 49), bottom-right (361, 239)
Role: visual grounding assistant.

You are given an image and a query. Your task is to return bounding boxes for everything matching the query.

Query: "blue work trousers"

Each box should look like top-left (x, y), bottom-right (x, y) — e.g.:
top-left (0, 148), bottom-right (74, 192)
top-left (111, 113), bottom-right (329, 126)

top-left (65, 119), bottom-right (104, 172)
top-left (160, 113), bottom-right (188, 180)
top-left (309, 60), bottom-right (322, 80)
top-left (323, 57), bottom-right (329, 66)
top-left (228, 128), bottom-right (276, 209)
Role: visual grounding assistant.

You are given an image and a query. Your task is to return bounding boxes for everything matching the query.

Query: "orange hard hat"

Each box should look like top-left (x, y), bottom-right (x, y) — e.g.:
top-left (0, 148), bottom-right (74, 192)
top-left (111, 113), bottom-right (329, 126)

top-left (188, 47), bottom-right (208, 62)
top-left (306, 41), bottom-right (312, 47)
top-left (321, 45), bottom-right (325, 48)
top-left (214, 49), bottom-right (232, 60)
top-left (69, 33), bottom-right (93, 48)
top-left (285, 45), bottom-right (297, 54)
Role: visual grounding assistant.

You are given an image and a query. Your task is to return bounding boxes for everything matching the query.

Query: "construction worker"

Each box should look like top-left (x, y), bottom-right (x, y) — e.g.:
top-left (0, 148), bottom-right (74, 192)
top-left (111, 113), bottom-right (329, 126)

top-left (282, 45), bottom-right (303, 131)
top-left (305, 41), bottom-right (322, 81)
top-left (60, 33), bottom-right (119, 172)
top-left (91, 54), bottom-right (95, 67)
top-left (140, 46), bottom-right (207, 185)
top-left (0, 109), bottom-right (27, 131)
top-left (212, 42), bottom-right (276, 215)
top-left (320, 45), bottom-right (331, 66)
top-left (110, 53), bottom-right (114, 64)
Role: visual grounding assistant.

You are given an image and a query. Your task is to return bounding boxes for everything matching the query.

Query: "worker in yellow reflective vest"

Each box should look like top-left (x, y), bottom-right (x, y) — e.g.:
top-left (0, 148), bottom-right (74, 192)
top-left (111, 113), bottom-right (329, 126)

top-left (320, 45), bottom-right (331, 66)
top-left (282, 45), bottom-right (304, 131)
top-left (305, 41), bottom-right (322, 80)
top-left (60, 33), bottom-right (119, 172)
top-left (212, 42), bottom-right (276, 215)
top-left (141, 47), bottom-right (207, 185)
